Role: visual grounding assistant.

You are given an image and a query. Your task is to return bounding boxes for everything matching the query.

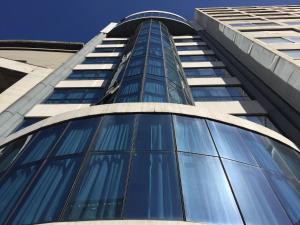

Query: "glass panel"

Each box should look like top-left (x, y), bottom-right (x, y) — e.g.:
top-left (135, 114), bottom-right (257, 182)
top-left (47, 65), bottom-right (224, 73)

top-left (280, 49), bottom-right (300, 59)
top-left (176, 45), bottom-right (209, 51)
top-left (207, 120), bottom-right (258, 165)
top-left (124, 152), bottom-right (182, 220)
top-left (179, 153), bottom-right (243, 225)
top-left (67, 70), bottom-right (111, 80)
top-left (63, 153), bottom-right (129, 220)
top-left (184, 68), bottom-right (229, 77)
top-left (191, 87), bottom-right (249, 101)
top-left (285, 36), bottom-right (300, 43)
top-left (180, 55), bottom-right (218, 62)
top-left (257, 37), bottom-right (293, 44)
top-left (223, 159), bottom-right (292, 225)
top-left (0, 136), bottom-right (32, 172)
top-left (54, 118), bottom-right (99, 156)
top-left (173, 115), bottom-right (217, 156)
top-left (14, 118), bottom-right (44, 132)
top-left (143, 79), bottom-right (166, 102)
top-left (93, 115), bottom-right (134, 151)
top-left (0, 165), bottom-right (37, 225)
top-left (82, 57), bottom-right (118, 64)
top-left (237, 115), bottom-right (279, 132)
top-left (10, 158), bottom-right (79, 225)
top-left (135, 114), bottom-right (174, 151)
top-left (19, 123), bottom-right (67, 165)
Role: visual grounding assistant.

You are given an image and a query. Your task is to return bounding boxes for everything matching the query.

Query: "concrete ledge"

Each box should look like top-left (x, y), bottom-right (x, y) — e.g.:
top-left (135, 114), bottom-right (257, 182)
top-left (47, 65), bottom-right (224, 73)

top-left (25, 104), bottom-right (90, 117)
top-left (96, 44), bottom-right (125, 48)
top-left (178, 50), bottom-right (214, 55)
top-left (173, 35), bottom-right (202, 39)
top-left (182, 61), bottom-right (225, 68)
top-left (104, 37), bottom-right (128, 41)
top-left (187, 77), bottom-right (240, 86)
top-left (55, 80), bottom-right (106, 88)
top-left (87, 52), bottom-right (121, 57)
top-left (175, 42), bottom-right (207, 46)
top-left (74, 64), bottom-right (114, 70)
top-left (0, 57), bottom-right (37, 74)
top-left (1, 103), bottom-right (297, 151)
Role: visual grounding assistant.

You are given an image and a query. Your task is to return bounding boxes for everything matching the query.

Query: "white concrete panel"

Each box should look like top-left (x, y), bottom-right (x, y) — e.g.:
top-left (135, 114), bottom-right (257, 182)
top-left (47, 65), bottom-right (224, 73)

top-left (25, 104), bottom-right (90, 117)
top-left (187, 77), bottom-right (241, 86)
top-left (182, 61), bottom-right (225, 68)
top-left (178, 50), bottom-right (215, 55)
top-left (96, 44), bottom-right (126, 48)
top-left (175, 42), bottom-right (207, 46)
top-left (0, 57), bottom-right (36, 73)
top-left (87, 52), bottom-right (121, 57)
top-left (104, 38), bottom-right (128, 41)
top-left (74, 64), bottom-right (114, 70)
top-left (173, 35), bottom-right (202, 39)
top-left (55, 80), bottom-right (106, 88)
top-left (100, 22), bottom-right (118, 33)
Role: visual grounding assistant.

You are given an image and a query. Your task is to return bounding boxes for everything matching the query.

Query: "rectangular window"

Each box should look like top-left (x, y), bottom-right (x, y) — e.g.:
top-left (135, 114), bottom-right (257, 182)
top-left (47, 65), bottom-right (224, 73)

top-left (67, 70), bottom-right (112, 80)
top-left (63, 153), bottom-right (129, 220)
top-left (174, 38), bottom-right (203, 43)
top-left (237, 115), bottom-right (279, 132)
top-left (143, 79), bottom-right (167, 102)
top-left (44, 88), bottom-right (104, 104)
top-left (14, 117), bottom-right (45, 131)
top-left (124, 152), bottom-right (183, 220)
top-left (184, 68), bottom-right (229, 77)
top-left (180, 55), bottom-right (219, 62)
top-left (280, 49), bottom-right (300, 59)
top-left (285, 21), bottom-right (300, 25)
top-left (223, 159), bottom-right (292, 225)
top-left (81, 57), bottom-right (119, 64)
top-left (179, 153), bottom-right (243, 224)
top-left (116, 80), bottom-right (140, 102)
top-left (102, 40), bottom-right (127, 44)
top-left (257, 37), bottom-right (293, 44)
top-left (191, 86), bottom-right (249, 101)
top-left (176, 45), bottom-right (210, 51)
top-left (230, 22), bottom-right (278, 27)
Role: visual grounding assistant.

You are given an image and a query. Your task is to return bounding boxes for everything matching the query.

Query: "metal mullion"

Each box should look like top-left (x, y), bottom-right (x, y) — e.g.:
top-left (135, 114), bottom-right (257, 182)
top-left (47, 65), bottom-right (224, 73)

top-left (139, 19), bottom-right (152, 102)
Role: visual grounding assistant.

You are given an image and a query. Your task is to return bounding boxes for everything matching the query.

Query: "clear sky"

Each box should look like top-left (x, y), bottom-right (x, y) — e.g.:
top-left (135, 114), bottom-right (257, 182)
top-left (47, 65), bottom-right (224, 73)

top-left (1, 0), bottom-right (299, 43)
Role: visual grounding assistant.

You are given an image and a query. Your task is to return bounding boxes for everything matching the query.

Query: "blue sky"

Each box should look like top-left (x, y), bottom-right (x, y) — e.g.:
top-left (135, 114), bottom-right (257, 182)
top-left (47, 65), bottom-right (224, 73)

top-left (1, 0), bottom-right (298, 42)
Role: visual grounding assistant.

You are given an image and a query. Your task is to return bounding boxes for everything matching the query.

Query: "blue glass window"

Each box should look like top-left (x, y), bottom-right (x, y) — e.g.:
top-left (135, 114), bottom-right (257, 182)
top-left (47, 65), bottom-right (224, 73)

top-left (14, 118), bottom-right (44, 132)
top-left (116, 81), bottom-right (140, 102)
top-left (223, 159), bottom-right (292, 225)
top-left (191, 86), bottom-right (249, 101)
top-left (180, 55), bottom-right (219, 62)
top-left (207, 120), bottom-right (258, 165)
top-left (93, 115), bottom-right (134, 151)
top-left (280, 49), bottom-right (300, 59)
top-left (53, 118), bottom-right (100, 156)
top-left (173, 115), bottom-right (217, 155)
top-left (179, 153), bottom-right (243, 225)
top-left (45, 88), bottom-right (104, 104)
top-left (0, 136), bottom-right (32, 172)
top-left (124, 152), bottom-right (182, 219)
top-left (63, 153), bottom-right (129, 220)
top-left (174, 38), bottom-right (202, 43)
top-left (143, 79), bottom-right (167, 102)
top-left (10, 158), bottom-right (80, 225)
top-left (238, 115), bottom-right (279, 132)
top-left (102, 40), bottom-right (127, 44)
top-left (0, 165), bottom-right (37, 225)
top-left (146, 56), bottom-right (164, 77)
top-left (135, 114), bottom-right (174, 151)
top-left (67, 70), bottom-right (112, 80)
top-left (184, 68), bottom-right (229, 77)
top-left (18, 123), bottom-right (67, 165)
top-left (264, 171), bottom-right (300, 224)
top-left (82, 57), bottom-right (119, 64)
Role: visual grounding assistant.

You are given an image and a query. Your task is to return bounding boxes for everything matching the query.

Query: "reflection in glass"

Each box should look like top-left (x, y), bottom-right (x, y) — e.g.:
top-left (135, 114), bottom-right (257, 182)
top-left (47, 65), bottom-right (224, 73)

top-left (135, 114), bottom-right (174, 151)
top-left (0, 165), bottom-right (37, 225)
top-left (10, 158), bottom-right (79, 225)
top-left (64, 154), bottom-right (129, 220)
top-left (224, 159), bottom-right (292, 225)
top-left (264, 171), bottom-right (300, 224)
top-left (54, 118), bottom-right (99, 156)
top-left (179, 153), bottom-right (243, 225)
top-left (125, 152), bottom-right (182, 219)
top-left (173, 115), bottom-right (217, 155)
top-left (207, 120), bottom-right (258, 165)
top-left (20, 123), bottom-right (66, 165)
top-left (94, 115), bottom-right (134, 151)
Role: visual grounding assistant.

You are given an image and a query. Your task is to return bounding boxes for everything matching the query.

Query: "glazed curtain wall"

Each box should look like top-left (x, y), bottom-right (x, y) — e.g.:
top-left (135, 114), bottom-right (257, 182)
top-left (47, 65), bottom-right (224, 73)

top-left (0, 114), bottom-right (300, 225)
top-left (114, 20), bottom-right (193, 104)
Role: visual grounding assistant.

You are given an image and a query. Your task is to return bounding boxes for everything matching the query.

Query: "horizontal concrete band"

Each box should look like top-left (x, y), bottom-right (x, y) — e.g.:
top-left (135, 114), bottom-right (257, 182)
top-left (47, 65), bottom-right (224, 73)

top-left (0, 103), bottom-right (298, 151)
top-left (86, 52), bottom-right (121, 57)
top-left (175, 42), bottom-right (207, 46)
top-left (178, 50), bottom-right (215, 55)
top-left (55, 80), bottom-right (106, 88)
top-left (38, 220), bottom-right (209, 225)
top-left (173, 35), bottom-right (202, 39)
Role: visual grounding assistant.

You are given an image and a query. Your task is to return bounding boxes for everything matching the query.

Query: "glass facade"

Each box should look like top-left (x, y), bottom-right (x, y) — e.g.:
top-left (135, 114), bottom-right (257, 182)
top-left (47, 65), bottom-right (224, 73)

top-left (0, 113), bottom-right (299, 225)
top-left (66, 70), bottom-right (112, 80)
top-left (112, 20), bottom-right (193, 104)
top-left (184, 68), bottom-right (230, 77)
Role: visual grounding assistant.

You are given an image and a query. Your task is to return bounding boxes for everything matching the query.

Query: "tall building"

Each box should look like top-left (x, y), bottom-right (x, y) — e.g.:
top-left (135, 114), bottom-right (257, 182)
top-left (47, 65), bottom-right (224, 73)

top-left (0, 8), bottom-right (299, 225)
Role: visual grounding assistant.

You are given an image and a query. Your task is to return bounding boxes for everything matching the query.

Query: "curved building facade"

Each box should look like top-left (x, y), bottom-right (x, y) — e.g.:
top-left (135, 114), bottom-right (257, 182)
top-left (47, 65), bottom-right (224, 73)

top-left (0, 9), bottom-right (300, 225)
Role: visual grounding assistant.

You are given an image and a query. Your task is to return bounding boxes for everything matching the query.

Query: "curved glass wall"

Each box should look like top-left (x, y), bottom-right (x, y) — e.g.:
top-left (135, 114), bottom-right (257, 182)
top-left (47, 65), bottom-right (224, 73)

top-left (0, 113), bottom-right (299, 225)
top-left (122, 11), bottom-right (188, 24)
top-left (113, 20), bottom-right (193, 104)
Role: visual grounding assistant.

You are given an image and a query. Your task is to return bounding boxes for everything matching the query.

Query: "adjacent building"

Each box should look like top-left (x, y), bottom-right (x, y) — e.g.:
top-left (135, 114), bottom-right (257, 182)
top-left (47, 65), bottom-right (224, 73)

top-left (0, 7), bottom-right (299, 225)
